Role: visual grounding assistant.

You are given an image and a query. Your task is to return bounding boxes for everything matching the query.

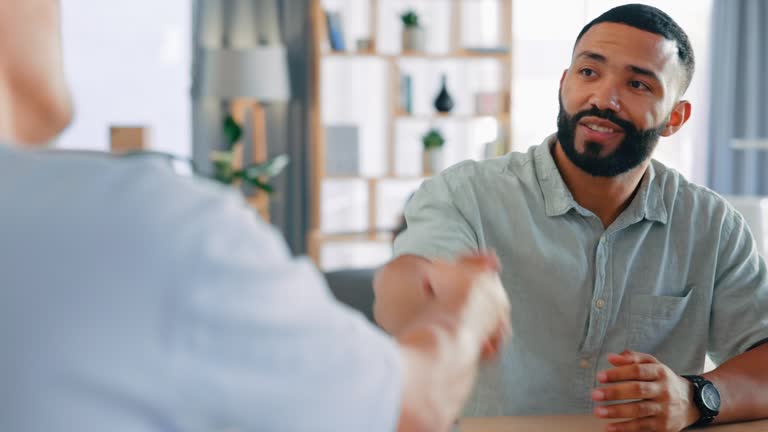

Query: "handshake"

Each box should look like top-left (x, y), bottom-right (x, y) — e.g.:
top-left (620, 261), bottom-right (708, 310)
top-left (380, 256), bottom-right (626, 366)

top-left (373, 252), bottom-right (511, 432)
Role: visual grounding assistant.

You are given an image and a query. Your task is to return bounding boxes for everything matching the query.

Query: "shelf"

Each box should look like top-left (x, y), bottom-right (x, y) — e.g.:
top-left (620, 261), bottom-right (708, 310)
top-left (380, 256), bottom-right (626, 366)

top-left (323, 175), bottom-right (428, 182)
top-left (309, 0), bottom-right (513, 269)
top-left (396, 112), bottom-right (510, 121)
top-left (314, 231), bottom-right (394, 243)
top-left (322, 50), bottom-right (509, 60)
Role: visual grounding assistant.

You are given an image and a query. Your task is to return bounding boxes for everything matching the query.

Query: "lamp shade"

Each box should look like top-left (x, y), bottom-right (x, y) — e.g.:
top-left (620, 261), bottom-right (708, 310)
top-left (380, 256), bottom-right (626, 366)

top-left (197, 46), bottom-right (291, 102)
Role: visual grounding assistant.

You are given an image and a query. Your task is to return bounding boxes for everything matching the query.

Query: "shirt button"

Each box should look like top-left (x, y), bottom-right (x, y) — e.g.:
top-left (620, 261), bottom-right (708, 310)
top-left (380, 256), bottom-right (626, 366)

top-left (579, 359), bottom-right (590, 369)
top-left (595, 299), bottom-right (606, 309)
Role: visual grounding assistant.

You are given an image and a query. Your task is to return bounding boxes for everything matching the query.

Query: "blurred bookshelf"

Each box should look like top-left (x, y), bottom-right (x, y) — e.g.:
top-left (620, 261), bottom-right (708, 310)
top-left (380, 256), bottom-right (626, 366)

top-left (309, 0), bottom-right (512, 270)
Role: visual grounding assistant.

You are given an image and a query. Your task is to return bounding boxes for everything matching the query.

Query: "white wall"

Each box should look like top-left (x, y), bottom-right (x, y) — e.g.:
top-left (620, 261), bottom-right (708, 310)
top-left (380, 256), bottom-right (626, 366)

top-left (57, 1), bottom-right (192, 157)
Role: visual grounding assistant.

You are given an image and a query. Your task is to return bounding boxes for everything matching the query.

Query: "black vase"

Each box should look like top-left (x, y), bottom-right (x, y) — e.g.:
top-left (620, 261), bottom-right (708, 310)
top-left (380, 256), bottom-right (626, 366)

top-left (434, 74), bottom-right (454, 113)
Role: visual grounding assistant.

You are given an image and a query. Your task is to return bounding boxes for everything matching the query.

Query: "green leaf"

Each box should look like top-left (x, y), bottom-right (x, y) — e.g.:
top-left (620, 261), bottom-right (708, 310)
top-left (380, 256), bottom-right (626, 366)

top-left (247, 177), bottom-right (275, 194)
top-left (422, 129), bottom-right (445, 149)
top-left (401, 10), bottom-right (419, 27)
top-left (222, 114), bottom-right (242, 150)
top-left (210, 150), bottom-right (234, 164)
top-left (227, 169), bottom-right (274, 193)
top-left (243, 154), bottom-right (290, 178)
top-left (213, 158), bottom-right (235, 184)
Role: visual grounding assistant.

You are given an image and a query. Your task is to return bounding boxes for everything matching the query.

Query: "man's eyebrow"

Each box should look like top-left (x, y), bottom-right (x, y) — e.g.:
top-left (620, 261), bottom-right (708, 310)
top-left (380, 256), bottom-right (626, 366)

top-left (627, 65), bottom-right (661, 83)
top-left (575, 50), bottom-right (662, 84)
top-left (575, 50), bottom-right (606, 62)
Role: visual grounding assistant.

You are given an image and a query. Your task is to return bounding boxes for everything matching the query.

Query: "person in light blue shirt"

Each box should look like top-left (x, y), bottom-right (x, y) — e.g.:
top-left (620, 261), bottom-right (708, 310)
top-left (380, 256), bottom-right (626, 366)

top-left (0, 2), bottom-right (512, 431)
top-left (374, 4), bottom-right (768, 432)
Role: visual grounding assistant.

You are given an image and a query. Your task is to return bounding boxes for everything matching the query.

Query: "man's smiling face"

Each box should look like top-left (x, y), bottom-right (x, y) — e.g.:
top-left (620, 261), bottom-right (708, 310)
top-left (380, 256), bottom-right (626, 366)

top-left (556, 22), bottom-right (686, 177)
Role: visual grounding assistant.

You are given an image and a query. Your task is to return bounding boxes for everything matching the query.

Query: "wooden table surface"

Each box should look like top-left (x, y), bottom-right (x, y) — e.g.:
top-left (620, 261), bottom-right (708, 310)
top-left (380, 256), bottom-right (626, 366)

top-left (459, 415), bottom-right (768, 431)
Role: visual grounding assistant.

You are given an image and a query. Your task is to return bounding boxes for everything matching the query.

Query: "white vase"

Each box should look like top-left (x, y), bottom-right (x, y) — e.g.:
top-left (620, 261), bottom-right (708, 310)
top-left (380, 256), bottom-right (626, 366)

top-left (423, 147), bottom-right (444, 175)
top-left (402, 27), bottom-right (425, 52)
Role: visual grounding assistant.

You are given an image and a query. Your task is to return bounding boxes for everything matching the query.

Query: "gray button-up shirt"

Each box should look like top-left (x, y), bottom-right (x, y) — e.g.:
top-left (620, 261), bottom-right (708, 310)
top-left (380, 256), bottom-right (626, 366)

top-left (394, 135), bottom-right (768, 416)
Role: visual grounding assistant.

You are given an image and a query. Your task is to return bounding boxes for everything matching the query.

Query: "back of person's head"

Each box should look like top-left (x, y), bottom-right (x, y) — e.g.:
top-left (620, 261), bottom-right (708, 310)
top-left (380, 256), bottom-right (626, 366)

top-left (575, 3), bottom-right (695, 94)
top-left (0, 0), bottom-right (73, 145)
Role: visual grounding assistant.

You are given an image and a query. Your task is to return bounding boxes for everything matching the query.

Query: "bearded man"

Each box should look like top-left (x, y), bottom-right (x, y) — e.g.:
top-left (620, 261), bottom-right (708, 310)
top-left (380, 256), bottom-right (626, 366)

top-left (374, 4), bottom-right (768, 432)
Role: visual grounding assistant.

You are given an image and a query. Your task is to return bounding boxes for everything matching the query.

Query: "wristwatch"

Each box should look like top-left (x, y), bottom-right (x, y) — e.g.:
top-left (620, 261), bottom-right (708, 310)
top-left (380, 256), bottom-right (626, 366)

top-left (682, 375), bottom-right (721, 427)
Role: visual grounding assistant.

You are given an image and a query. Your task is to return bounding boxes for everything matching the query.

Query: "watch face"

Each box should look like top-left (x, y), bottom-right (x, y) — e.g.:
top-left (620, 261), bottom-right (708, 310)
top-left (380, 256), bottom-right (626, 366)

top-left (701, 383), bottom-right (721, 411)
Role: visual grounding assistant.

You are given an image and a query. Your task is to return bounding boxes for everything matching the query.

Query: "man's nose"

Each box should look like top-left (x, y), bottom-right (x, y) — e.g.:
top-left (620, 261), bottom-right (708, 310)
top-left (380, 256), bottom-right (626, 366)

top-left (588, 80), bottom-right (621, 112)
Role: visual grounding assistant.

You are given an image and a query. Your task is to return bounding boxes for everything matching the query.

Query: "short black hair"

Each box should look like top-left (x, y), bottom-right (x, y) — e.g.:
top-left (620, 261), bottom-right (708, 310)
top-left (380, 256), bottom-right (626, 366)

top-left (575, 4), bottom-right (695, 94)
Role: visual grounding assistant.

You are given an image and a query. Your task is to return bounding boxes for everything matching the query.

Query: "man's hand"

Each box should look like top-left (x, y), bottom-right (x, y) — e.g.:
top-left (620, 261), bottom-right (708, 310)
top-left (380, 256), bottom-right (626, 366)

top-left (591, 350), bottom-right (700, 432)
top-left (374, 251), bottom-right (510, 358)
top-left (394, 252), bottom-right (511, 432)
top-left (421, 253), bottom-right (500, 298)
top-left (423, 252), bottom-right (511, 361)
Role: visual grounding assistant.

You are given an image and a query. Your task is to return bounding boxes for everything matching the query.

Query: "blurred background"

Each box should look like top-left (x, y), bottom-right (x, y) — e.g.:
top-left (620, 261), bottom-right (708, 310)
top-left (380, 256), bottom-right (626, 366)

top-left (57, 0), bottom-right (767, 279)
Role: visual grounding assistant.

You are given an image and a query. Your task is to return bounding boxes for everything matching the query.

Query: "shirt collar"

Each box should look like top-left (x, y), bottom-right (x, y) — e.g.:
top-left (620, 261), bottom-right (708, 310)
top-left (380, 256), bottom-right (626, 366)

top-left (635, 161), bottom-right (669, 224)
top-left (533, 135), bottom-right (576, 217)
top-left (532, 134), bottom-right (668, 224)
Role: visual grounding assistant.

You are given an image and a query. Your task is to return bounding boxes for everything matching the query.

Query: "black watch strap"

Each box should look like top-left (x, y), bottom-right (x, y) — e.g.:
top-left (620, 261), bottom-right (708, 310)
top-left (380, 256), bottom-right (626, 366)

top-left (692, 413), bottom-right (716, 427)
top-left (682, 375), bottom-right (718, 427)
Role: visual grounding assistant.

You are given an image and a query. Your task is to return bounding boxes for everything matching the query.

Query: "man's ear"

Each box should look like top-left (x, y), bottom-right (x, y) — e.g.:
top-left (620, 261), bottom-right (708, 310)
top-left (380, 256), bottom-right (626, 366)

top-left (559, 69), bottom-right (568, 88)
top-left (661, 100), bottom-right (692, 137)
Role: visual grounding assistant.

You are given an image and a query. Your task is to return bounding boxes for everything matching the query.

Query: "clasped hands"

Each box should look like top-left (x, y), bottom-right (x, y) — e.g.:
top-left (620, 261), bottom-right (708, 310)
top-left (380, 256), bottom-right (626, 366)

top-left (592, 350), bottom-right (701, 432)
top-left (406, 253), bottom-right (700, 432)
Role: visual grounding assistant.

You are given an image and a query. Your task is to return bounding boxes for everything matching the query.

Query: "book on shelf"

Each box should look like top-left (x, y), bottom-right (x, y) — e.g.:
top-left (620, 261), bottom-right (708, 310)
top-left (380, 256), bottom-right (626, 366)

top-left (463, 46), bottom-right (510, 54)
top-left (399, 74), bottom-right (413, 115)
top-left (474, 91), bottom-right (506, 115)
top-left (325, 10), bottom-right (346, 52)
top-left (325, 125), bottom-right (359, 176)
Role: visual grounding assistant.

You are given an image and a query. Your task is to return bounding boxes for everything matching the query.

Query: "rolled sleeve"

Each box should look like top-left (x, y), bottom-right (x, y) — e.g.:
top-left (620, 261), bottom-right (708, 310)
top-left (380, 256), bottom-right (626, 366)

top-left (394, 173), bottom-right (479, 260)
top-left (708, 210), bottom-right (768, 364)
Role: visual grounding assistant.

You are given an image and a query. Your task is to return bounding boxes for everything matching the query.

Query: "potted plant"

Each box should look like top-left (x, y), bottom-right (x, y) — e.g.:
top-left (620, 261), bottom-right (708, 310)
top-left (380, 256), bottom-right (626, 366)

top-left (422, 128), bottom-right (445, 175)
top-left (401, 9), bottom-right (425, 52)
top-left (211, 113), bottom-right (289, 218)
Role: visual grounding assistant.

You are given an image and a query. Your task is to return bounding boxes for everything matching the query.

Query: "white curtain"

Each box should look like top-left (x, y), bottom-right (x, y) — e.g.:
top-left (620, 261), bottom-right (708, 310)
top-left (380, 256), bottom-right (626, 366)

top-left (707, 0), bottom-right (768, 195)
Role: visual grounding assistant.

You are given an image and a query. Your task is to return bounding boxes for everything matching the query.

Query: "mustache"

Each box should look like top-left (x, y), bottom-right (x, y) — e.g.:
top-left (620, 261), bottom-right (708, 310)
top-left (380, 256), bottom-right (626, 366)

top-left (570, 107), bottom-right (637, 133)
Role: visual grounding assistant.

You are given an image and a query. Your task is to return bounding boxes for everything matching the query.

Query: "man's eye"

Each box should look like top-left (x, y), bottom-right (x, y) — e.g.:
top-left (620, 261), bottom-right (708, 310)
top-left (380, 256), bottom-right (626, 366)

top-left (580, 68), bottom-right (595, 77)
top-left (630, 80), bottom-right (650, 91)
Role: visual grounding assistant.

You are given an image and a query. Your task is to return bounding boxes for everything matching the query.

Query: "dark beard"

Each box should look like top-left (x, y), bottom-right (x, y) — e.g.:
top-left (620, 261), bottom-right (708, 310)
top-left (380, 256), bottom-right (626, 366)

top-left (556, 96), bottom-right (666, 177)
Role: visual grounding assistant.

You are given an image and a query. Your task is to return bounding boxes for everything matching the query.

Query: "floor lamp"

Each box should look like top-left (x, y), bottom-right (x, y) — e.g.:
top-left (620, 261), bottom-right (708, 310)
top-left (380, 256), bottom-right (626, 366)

top-left (197, 45), bottom-right (292, 218)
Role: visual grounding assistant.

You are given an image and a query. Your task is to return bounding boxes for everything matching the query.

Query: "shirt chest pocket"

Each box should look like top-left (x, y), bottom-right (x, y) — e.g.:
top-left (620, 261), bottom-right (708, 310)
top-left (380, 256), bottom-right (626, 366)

top-left (626, 289), bottom-right (693, 353)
